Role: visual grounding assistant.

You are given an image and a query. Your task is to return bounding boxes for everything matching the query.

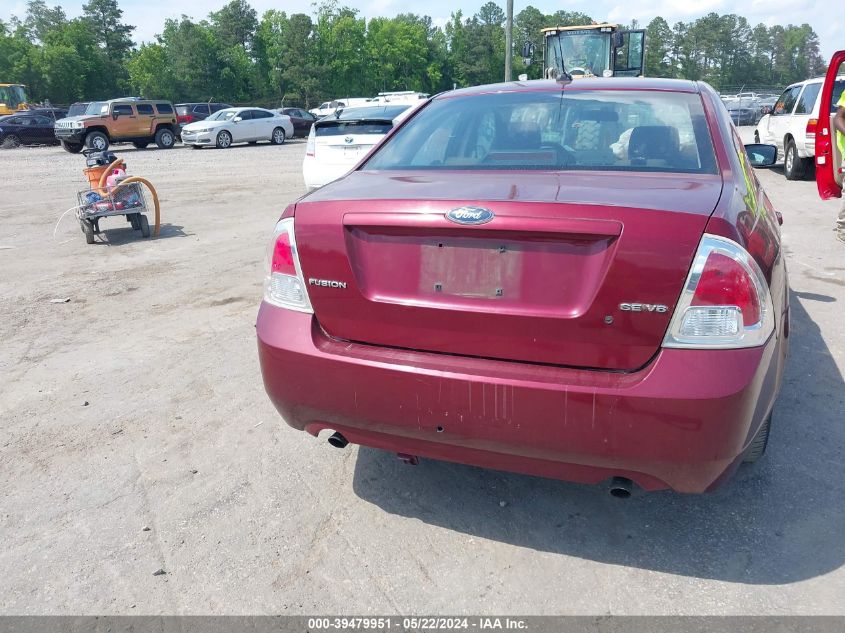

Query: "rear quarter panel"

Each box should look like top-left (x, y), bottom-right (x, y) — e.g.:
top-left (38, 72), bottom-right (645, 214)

top-left (698, 82), bottom-right (788, 333)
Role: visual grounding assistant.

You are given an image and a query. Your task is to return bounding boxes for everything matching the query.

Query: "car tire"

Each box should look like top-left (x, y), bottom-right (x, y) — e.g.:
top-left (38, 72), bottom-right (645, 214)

top-left (2, 134), bottom-right (21, 148)
top-left (154, 128), bottom-right (175, 149)
top-left (216, 130), bottom-right (232, 149)
top-left (784, 140), bottom-right (807, 180)
top-left (85, 131), bottom-right (109, 151)
top-left (271, 127), bottom-right (286, 145)
top-left (743, 412), bottom-right (772, 463)
top-left (139, 214), bottom-right (151, 238)
top-left (61, 141), bottom-right (83, 154)
top-left (133, 141), bottom-right (149, 149)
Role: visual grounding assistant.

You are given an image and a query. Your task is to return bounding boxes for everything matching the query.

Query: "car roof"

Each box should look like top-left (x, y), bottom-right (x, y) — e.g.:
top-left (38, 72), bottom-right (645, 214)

top-left (440, 78), bottom-right (701, 99)
top-left (104, 98), bottom-right (171, 104)
top-left (217, 107), bottom-right (273, 113)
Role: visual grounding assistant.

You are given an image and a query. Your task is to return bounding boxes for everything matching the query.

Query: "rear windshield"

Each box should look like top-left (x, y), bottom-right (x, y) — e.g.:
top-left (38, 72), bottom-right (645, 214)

top-left (363, 89), bottom-right (718, 174)
top-left (315, 121), bottom-right (393, 137)
top-left (333, 105), bottom-right (409, 120)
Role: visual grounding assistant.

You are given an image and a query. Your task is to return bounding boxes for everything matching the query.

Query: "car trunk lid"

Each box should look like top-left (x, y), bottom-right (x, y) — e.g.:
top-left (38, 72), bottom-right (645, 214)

top-left (295, 170), bottom-right (723, 370)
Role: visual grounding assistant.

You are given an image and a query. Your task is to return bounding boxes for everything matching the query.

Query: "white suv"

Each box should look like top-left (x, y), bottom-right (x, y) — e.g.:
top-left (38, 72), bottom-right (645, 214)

top-left (755, 75), bottom-right (845, 180)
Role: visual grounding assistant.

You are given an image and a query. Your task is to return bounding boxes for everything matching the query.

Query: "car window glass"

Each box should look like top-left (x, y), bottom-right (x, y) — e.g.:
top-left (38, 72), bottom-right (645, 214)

top-left (113, 104), bottom-right (134, 115)
top-left (155, 103), bottom-right (174, 114)
top-left (364, 90), bottom-right (717, 175)
top-left (252, 110), bottom-right (272, 119)
top-left (832, 80), bottom-right (845, 114)
top-left (136, 103), bottom-right (154, 115)
top-left (194, 104), bottom-right (210, 115)
top-left (6, 117), bottom-right (20, 125)
top-left (34, 116), bottom-right (52, 125)
top-left (210, 110), bottom-right (237, 121)
top-left (795, 83), bottom-right (821, 115)
top-left (238, 111), bottom-right (253, 120)
top-left (774, 87), bottom-right (800, 115)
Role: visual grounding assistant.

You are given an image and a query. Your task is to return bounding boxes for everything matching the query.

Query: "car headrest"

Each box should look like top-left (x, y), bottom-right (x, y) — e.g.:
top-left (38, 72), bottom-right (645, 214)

top-left (629, 126), bottom-right (680, 162)
top-left (503, 120), bottom-right (542, 149)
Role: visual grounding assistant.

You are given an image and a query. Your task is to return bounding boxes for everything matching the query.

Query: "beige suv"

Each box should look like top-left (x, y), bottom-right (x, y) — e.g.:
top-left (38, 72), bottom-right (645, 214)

top-left (54, 99), bottom-right (179, 153)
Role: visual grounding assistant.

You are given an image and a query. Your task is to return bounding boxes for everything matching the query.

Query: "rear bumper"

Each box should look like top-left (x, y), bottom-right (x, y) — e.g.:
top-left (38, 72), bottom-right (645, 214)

top-left (302, 158), bottom-right (350, 190)
top-left (257, 304), bottom-right (786, 493)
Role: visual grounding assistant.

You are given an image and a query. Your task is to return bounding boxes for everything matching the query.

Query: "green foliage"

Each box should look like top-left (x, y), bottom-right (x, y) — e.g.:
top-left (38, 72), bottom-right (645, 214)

top-left (644, 14), bottom-right (826, 89)
top-left (0, 0), bottom-right (831, 106)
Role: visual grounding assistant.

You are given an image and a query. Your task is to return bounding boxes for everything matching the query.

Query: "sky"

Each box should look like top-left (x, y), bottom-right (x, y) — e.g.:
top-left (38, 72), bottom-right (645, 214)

top-left (2, 0), bottom-right (840, 60)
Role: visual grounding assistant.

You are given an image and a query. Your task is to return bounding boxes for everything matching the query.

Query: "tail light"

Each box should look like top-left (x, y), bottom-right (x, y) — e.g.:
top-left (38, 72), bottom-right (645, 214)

top-left (806, 118), bottom-right (818, 145)
top-left (306, 127), bottom-right (315, 157)
top-left (263, 217), bottom-right (312, 313)
top-left (663, 235), bottom-right (773, 349)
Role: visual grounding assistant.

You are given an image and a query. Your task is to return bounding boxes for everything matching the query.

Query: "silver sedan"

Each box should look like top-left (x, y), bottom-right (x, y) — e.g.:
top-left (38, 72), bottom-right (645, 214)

top-left (181, 107), bottom-right (294, 149)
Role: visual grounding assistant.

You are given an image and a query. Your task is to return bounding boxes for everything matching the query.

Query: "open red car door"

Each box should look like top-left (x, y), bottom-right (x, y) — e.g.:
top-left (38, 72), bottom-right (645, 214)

top-left (815, 50), bottom-right (845, 200)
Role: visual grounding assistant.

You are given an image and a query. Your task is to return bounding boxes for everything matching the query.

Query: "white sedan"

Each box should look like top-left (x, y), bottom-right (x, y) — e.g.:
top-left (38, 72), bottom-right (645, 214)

top-left (302, 104), bottom-right (420, 190)
top-left (181, 107), bottom-right (294, 149)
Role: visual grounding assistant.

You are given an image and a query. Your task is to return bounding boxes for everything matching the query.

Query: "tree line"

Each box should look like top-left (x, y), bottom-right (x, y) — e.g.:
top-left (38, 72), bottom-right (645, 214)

top-left (0, 0), bottom-right (829, 107)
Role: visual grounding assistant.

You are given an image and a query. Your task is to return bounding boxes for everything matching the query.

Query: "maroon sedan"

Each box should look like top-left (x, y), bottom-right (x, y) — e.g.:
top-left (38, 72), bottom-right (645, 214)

top-left (257, 78), bottom-right (789, 494)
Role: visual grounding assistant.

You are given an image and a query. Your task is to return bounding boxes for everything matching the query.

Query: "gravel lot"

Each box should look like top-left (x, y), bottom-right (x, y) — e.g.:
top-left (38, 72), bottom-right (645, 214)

top-left (1, 129), bottom-right (844, 615)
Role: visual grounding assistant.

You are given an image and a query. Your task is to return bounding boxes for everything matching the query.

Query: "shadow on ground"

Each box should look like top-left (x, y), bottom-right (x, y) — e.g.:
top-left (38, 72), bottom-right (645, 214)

top-left (111, 139), bottom-right (305, 154)
top-left (96, 223), bottom-right (191, 245)
top-left (352, 292), bottom-right (844, 584)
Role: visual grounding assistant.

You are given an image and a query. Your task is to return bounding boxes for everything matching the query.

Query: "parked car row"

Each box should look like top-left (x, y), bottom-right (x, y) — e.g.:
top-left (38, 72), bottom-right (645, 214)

top-left (308, 93), bottom-right (430, 118)
top-left (0, 98), bottom-right (314, 151)
top-left (755, 74), bottom-right (845, 180)
top-left (720, 92), bottom-right (780, 126)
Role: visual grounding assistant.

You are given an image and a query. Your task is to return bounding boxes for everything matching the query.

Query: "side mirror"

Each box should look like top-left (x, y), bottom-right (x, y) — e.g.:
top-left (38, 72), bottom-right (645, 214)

top-left (233, 116), bottom-right (242, 123)
top-left (745, 143), bottom-right (778, 167)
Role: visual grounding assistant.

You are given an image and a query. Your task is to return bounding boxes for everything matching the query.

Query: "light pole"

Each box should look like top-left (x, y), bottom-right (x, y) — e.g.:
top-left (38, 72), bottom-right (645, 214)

top-left (504, 0), bottom-right (513, 81)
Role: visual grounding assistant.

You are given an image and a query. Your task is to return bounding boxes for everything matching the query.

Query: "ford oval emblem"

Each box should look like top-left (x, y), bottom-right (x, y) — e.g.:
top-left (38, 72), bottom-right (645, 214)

top-left (446, 206), bottom-right (494, 225)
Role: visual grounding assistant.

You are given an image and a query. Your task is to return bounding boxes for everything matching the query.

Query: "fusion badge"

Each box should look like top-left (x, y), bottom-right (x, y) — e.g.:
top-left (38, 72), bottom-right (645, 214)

top-left (309, 278), bottom-right (347, 289)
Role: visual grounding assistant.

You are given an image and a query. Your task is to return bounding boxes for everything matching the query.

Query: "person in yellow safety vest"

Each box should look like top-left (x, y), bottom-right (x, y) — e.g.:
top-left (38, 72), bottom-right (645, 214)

top-left (834, 91), bottom-right (845, 243)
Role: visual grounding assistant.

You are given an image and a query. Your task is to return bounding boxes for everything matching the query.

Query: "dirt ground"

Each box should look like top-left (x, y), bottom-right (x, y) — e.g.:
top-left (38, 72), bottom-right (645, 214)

top-left (1, 131), bottom-right (844, 615)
